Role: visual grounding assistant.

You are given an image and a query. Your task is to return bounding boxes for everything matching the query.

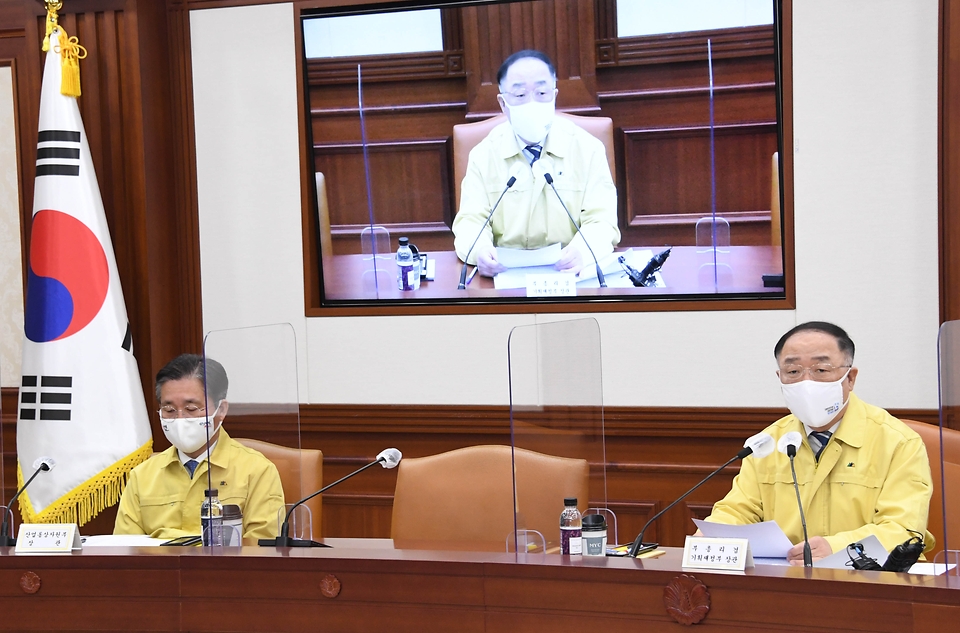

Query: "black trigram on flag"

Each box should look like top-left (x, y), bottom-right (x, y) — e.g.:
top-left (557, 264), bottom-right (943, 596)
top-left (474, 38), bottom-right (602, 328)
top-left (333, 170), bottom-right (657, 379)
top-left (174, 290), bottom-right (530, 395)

top-left (36, 129), bottom-right (80, 177)
top-left (20, 375), bottom-right (73, 421)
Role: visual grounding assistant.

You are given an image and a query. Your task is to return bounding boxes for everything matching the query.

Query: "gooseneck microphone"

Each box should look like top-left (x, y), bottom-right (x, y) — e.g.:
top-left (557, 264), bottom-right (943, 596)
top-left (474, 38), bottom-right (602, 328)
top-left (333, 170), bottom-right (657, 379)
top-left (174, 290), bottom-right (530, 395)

top-left (458, 165), bottom-right (523, 289)
top-left (259, 448), bottom-right (402, 547)
top-left (534, 160), bottom-right (606, 287)
top-left (1, 456), bottom-right (56, 546)
top-left (778, 431), bottom-right (812, 567)
top-left (626, 433), bottom-right (774, 557)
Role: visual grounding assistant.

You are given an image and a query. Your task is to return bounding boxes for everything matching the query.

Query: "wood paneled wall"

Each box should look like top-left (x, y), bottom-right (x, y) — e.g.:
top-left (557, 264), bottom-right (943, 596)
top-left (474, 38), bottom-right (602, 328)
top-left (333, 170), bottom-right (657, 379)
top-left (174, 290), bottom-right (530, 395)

top-left (304, 0), bottom-right (779, 259)
top-left (941, 0), bottom-right (960, 322)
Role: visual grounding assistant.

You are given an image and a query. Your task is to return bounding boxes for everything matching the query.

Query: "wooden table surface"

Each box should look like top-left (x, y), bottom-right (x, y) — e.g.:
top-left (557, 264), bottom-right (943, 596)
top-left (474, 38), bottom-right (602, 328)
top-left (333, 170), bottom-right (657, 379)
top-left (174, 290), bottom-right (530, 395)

top-left (1, 540), bottom-right (958, 632)
top-left (321, 246), bottom-right (785, 302)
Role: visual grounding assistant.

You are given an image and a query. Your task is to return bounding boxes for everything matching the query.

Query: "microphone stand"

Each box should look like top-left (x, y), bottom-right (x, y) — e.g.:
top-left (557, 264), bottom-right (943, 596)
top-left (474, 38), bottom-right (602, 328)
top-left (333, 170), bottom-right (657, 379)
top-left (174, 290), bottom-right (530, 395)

top-left (637, 248), bottom-right (672, 287)
top-left (0, 462), bottom-right (52, 546)
top-left (458, 176), bottom-right (517, 289)
top-left (627, 446), bottom-right (751, 557)
top-left (259, 457), bottom-right (387, 547)
top-left (542, 173), bottom-right (606, 287)
top-left (786, 445), bottom-right (813, 567)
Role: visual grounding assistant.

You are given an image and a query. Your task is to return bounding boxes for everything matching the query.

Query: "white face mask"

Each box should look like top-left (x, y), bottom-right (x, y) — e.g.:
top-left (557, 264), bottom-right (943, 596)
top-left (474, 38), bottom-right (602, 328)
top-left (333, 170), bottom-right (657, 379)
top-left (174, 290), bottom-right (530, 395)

top-left (780, 371), bottom-right (850, 429)
top-left (504, 99), bottom-right (555, 145)
top-left (161, 402), bottom-right (221, 454)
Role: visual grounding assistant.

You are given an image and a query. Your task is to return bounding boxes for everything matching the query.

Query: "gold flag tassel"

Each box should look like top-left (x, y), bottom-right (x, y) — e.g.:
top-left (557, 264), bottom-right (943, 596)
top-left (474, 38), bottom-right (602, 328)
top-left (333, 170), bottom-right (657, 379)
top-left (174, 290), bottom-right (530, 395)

top-left (16, 440), bottom-right (154, 526)
top-left (55, 26), bottom-right (86, 97)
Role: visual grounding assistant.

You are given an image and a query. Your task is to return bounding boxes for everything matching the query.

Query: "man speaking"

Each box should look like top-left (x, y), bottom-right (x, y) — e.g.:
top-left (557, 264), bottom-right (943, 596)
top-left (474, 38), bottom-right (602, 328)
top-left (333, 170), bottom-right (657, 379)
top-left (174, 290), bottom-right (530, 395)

top-left (452, 50), bottom-right (620, 277)
top-left (705, 322), bottom-right (934, 564)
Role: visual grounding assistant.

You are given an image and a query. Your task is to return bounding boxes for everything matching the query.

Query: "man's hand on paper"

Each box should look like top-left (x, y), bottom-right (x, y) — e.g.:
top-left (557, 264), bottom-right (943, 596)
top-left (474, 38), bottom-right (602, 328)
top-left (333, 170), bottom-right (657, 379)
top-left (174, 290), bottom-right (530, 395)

top-left (554, 245), bottom-right (583, 274)
top-left (476, 245), bottom-right (507, 277)
top-left (787, 536), bottom-right (832, 565)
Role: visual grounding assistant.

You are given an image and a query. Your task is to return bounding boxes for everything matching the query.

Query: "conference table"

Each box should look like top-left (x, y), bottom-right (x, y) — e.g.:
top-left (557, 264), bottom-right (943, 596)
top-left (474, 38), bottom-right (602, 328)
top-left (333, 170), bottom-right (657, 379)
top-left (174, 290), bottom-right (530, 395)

top-left (321, 246), bottom-right (784, 301)
top-left (1, 539), bottom-right (958, 632)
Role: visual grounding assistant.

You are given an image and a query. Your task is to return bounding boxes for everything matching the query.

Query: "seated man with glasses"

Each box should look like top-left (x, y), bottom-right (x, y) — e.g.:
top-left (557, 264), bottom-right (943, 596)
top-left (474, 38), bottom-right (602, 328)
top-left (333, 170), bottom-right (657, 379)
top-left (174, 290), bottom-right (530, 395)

top-left (704, 321), bottom-right (934, 564)
top-left (452, 49), bottom-right (620, 278)
top-left (114, 354), bottom-right (284, 540)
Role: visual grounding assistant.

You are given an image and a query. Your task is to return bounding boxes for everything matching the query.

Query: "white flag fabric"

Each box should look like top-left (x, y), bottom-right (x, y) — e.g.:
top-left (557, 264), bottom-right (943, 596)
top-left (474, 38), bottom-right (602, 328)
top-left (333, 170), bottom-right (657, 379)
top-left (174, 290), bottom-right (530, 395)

top-left (17, 27), bottom-right (152, 525)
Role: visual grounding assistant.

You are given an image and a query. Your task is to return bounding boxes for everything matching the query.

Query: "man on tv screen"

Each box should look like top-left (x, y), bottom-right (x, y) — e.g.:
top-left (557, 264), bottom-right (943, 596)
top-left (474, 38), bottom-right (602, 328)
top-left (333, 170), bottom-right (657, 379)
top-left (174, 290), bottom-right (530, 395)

top-left (452, 50), bottom-right (620, 278)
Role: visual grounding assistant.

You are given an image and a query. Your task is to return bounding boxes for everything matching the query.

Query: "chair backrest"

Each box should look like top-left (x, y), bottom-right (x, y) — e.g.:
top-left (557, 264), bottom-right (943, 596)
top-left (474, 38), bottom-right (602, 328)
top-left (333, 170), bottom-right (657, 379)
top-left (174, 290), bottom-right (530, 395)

top-left (234, 438), bottom-right (323, 538)
top-left (770, 152), bottom-right (781, 246)
top-left (452, 112), bottom-right (616, 210)
top-left (315, 172), bottom-right (332, 256)
top-left (902, 420), bottom-right (960, 556)
top-left (390, 444), bottom-right (589, 550)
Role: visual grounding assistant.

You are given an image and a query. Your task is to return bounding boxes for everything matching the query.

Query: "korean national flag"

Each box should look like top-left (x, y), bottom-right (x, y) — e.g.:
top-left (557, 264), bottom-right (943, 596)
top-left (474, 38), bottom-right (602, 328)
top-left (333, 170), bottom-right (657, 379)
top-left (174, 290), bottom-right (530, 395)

top-left (16, 27), bottom-right (153, 525)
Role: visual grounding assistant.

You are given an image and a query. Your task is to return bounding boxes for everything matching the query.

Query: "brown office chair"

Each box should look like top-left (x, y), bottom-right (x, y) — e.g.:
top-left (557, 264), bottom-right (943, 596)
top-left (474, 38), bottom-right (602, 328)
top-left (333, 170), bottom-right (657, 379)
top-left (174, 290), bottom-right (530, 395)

top-left (235, 438), bottom-right (323, 537)
top-left (390, 444), bottom-right (588, 551)
top-left (452, 113), bottom-right (616, 210)
top-left (902, 420), bottom-right (960, 557)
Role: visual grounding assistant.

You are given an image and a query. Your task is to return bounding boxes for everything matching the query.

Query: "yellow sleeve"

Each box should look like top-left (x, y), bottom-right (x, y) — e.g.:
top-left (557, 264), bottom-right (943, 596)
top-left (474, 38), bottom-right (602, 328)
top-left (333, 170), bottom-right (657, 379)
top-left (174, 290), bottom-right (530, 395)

top-left (705, 455), bottom-right (764, 526)
top-left (113, 467), bottom-right (145, 535)
top-left (241, 461), bottom-right (285, 540)
top-left (823, 435), bottom-right (934, 554)
top-left (569, 140), bottom-right (619, 261)
top-left (453, 149), bottom-right (498, 264)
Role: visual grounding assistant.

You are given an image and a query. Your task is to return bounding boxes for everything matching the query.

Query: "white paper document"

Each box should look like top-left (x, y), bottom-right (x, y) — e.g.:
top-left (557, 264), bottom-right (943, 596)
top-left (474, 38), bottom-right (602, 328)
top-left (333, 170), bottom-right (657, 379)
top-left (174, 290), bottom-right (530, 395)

top-left (80, 534), bottom-right (166, 547)
top-left (692, 519), bottom-right (794, 558)
top-left (495, 243), bottom-right (561, 268)
top-left (816, 534), bottom-right (889, 570)
top-left (492, 247), bottom-right (666, 290)
top-left (817, 534), bottom-right (958, 575)
top-left (576, 248), bottom-right (665, 289)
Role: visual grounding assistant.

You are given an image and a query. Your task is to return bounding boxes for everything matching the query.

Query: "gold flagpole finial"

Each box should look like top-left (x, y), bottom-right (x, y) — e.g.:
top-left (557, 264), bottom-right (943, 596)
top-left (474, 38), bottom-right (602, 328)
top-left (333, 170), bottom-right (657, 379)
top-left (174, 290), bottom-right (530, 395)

top-left (42, 1), bottom-right (62, 52)
top-left (40, 0), bottom-right (86, 97)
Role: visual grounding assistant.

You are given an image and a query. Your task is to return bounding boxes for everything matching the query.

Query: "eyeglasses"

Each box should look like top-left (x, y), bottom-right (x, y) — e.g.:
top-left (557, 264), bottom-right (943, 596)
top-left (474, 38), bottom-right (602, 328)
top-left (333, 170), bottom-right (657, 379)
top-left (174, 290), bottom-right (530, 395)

top-left (778, 364), bottom-right (851, 384)
top-left (500, 87), bottom-right (556, 106)
top-left (159, 404), bottom-right (209, 420)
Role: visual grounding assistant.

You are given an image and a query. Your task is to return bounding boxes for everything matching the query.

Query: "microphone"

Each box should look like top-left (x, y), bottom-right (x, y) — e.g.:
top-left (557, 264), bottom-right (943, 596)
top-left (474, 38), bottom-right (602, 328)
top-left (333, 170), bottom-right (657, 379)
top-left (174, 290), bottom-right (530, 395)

top-left (634, 247), bottom-right (672, 287)
top-left (778, 431), bottom-right (812, 567)
top-left (626, 433), bottom-right (774, 557)
top-left (534, 159), bottom-right (606, 287)
top-left (617, 256), bottom-right (646, 287)
top-left (259, 448), bottom-right (402, 547)
top-left (1, 456), bottom-right (56, 546)
top-left (457, 164), bottom-right (523, 289)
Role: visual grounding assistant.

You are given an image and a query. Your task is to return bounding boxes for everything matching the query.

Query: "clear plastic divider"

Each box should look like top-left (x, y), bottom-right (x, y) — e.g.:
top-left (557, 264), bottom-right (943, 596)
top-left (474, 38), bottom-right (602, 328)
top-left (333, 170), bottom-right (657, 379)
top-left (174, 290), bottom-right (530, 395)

top-left (508, 318), bottom-right (609, 558)
top-left (695, 216), bottom-right (732, 291)
top-left (936, 321), bottom-right (960, 576)
top-left (202, 323), bottom-right (305, 544)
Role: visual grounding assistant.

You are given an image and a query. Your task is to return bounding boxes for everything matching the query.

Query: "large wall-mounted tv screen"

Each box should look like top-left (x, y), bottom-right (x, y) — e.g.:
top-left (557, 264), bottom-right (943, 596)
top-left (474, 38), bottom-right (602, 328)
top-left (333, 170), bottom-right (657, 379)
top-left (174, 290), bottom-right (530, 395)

top-left (301, 0), bottom-right (787, 309)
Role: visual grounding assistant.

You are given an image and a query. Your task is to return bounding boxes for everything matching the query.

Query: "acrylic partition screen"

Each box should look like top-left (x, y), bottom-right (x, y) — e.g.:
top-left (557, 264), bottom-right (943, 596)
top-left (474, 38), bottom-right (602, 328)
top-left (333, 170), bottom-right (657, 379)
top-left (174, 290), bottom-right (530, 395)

top-left (937, 321), bottom-right (960, 573)
top-left (202, 324), bottom-right (309, 541)
top-left (507, 318), bottom-right (609, 557)
top-left (303, 0), bottom-right (786, 309)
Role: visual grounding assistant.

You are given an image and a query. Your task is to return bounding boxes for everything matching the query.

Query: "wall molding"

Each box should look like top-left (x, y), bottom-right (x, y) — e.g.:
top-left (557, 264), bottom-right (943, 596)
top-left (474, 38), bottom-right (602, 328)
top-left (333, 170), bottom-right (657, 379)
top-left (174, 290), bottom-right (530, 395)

top-left (2, 389), bottom-right (940, 437)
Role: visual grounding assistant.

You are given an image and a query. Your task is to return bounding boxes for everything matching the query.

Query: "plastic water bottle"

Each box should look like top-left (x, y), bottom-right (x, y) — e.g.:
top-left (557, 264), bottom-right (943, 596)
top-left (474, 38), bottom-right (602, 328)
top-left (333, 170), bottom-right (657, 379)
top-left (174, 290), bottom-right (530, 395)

top-left (559, 497), bottom-right (582, 555)
top-left (396, 237), bottom-right (420, 291)
top-left (201, 488), bottom-right (224, 547)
